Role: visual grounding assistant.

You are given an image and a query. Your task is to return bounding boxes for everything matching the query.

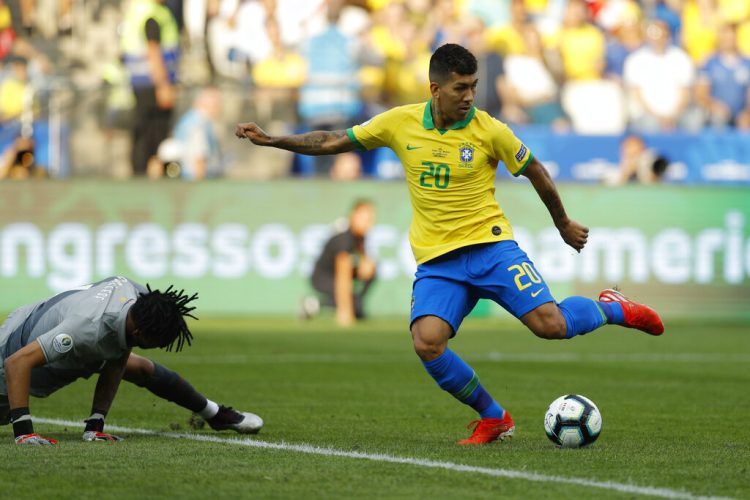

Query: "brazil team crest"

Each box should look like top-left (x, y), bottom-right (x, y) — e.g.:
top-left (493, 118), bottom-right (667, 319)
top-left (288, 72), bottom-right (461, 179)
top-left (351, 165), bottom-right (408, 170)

top-left (458, 142), bottom-right (475, 168)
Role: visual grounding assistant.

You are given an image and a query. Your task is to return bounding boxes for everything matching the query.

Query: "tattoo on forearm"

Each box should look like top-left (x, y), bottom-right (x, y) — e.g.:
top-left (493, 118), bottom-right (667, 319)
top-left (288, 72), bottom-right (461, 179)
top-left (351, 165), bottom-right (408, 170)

top-left (541, 190), bottom-right (566, 222)
top-left (533, 166), bottom-right (568, 225)
top-left (299, 131), bottom-right (328, 149)
top-left (277, 130), bottom-right (346, 154)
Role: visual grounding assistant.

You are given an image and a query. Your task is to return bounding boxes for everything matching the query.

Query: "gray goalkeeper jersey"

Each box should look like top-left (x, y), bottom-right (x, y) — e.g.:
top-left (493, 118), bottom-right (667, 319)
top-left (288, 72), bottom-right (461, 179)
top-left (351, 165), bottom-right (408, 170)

top-left (0, 276), bottom-right (146, 397)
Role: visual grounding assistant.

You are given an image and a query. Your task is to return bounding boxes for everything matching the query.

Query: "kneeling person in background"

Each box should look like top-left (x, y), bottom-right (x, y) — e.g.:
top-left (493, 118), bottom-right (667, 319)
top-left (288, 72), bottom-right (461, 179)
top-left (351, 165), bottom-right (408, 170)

top-left (0, 276), bottom-right (263, 445)
top-left (307, 200), bottom-right (377, 327)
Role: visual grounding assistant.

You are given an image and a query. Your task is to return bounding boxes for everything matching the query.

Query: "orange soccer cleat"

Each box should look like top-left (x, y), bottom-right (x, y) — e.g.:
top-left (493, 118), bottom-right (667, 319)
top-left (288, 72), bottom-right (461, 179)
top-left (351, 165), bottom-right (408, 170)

top-left (599, 288), bottom-right (664, 336)
top-left (457, 412), bottom-right (515, 445)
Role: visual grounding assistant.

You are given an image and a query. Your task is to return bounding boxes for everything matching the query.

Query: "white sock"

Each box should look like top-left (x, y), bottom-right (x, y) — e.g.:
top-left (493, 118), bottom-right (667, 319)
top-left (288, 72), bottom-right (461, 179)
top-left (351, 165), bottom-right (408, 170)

top-left (199, 400), bottom-right (219, 419)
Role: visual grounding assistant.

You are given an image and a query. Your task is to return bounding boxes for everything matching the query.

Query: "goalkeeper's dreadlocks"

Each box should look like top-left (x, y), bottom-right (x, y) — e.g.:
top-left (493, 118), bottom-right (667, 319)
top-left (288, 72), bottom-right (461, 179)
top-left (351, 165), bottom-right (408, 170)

top-left (129, 284), bottom-right (198, 352)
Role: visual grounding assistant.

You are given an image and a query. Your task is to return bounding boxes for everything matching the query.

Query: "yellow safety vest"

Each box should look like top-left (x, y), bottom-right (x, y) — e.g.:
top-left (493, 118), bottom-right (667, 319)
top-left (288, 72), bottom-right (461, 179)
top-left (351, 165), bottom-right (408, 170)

top-left (120, 0), bottom-right (179, 87)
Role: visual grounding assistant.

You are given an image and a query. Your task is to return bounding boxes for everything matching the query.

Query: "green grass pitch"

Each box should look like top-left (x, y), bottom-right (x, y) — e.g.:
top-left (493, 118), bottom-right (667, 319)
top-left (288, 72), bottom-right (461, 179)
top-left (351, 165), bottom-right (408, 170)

top-left (2, 317), bottom-right (748, 499)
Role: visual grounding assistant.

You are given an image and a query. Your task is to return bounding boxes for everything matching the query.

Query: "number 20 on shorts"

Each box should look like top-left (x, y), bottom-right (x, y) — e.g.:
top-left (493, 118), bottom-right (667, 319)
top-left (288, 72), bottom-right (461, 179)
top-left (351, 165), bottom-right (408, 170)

top-left (507, 262), bottom-right (542, 291)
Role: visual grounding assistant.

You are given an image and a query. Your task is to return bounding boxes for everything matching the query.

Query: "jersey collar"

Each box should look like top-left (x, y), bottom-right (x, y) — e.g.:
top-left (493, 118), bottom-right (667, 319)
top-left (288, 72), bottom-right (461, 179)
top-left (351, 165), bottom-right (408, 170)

top-left (422, 98), bottom-right (476, 134)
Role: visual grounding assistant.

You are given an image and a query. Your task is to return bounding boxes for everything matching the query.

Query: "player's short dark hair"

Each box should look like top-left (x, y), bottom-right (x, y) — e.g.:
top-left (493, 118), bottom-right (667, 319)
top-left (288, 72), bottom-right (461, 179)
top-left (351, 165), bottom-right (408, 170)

top-left (429, 44), bottom-right (478, 85)
top-left (129, 284), bottom-right (198, 352)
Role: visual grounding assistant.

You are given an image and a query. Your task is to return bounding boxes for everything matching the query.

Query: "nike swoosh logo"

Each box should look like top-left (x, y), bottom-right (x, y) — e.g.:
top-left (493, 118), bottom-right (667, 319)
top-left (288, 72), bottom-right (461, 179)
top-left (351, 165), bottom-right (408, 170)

top-left (531, 288), bottom-right (544, 297)
top-left (406, 144), bottom-right (422, 150)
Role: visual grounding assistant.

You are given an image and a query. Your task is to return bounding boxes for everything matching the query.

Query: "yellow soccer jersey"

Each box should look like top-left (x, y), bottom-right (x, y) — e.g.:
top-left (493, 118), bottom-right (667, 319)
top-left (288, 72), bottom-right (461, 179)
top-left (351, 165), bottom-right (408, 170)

top-left (347, 100), bottom-right (534, 264)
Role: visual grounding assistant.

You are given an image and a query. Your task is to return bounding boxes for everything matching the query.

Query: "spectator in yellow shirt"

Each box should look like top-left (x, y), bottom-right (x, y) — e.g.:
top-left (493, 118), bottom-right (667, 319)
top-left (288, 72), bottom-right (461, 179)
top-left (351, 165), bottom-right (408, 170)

top-left (552, 0), bottom-right (605, 81)
top-left (681, 0), bottom-right (721, 65)
top-left (717, 0), bottom-right (750, 24)
top-left (369, 2), bottom-right (410, 61)
top-left (485, 0), bottom-right (534, 56)
top-left (738, 18), bottom-right (750, 57)
top-left (0, 56), bottom-right (29, 123)
top-left (251, 17), bottom-right (307, 123)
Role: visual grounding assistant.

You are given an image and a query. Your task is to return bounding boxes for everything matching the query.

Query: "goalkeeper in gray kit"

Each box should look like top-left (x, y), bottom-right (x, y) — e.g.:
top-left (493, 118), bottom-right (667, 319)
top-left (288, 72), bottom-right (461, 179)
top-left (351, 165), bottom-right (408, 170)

top-left (0, 276), bottom-right (263, 445)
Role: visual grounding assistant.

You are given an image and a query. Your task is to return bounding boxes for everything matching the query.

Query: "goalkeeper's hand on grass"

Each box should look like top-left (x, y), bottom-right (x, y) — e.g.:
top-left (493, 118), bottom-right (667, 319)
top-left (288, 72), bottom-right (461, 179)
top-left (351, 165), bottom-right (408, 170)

top-left (82, 430), bottom-right (123, 442)
top-left (82, 416), bottom-right (122, 441)
top-left (10, 407), bottom-right (55, 444)
top-left (15, 433), bottom-right (58, 445)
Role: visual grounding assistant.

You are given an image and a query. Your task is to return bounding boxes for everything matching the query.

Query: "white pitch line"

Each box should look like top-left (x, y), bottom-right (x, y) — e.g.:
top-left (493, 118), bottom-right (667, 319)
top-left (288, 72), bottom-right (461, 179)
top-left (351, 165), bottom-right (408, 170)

top-left (37, 417), bottom-right (731, 500)
top-left (170, 352), bottom-right (750, 365)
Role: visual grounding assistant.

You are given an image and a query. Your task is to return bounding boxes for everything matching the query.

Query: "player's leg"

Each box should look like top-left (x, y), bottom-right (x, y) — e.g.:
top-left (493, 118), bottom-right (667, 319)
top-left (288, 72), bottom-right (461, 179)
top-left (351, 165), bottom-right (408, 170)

top-left (123, 354), bottom-right (263, 434)
top-left (353, 278), bottom-right (375, 319)
top-left (0, 395), bottom-right (9, 426)
top-left (353, 257), bottom-right (377, 319)
top-left (481, 241), bottom-right (663, 338)
top-left (596, 288), bottom-right (664, 335)
top-left (411, 254), bottom-right (514, 444)
top-left (519, 290), bottom-right (664, 338)
top-left (412, 314), bottom-right (505, 420)
top-left (308, 272), bottom-right (335, 315)
top-left (130, 87), bottom-right (153, 175)
top-left (521, 291), bottom-right (663, 338)
top-left (411, 314), bottom-right (515, 445)
top-left (520, 299), bottom-right (599, 339)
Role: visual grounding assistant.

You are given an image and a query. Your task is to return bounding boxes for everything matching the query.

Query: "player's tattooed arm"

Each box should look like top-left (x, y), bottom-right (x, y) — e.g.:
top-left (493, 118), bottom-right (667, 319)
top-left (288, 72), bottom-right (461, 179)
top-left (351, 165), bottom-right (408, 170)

top-left (522, 158), bottom-right (589, 252)
top-left (235, 123), bottom-right (357, 155)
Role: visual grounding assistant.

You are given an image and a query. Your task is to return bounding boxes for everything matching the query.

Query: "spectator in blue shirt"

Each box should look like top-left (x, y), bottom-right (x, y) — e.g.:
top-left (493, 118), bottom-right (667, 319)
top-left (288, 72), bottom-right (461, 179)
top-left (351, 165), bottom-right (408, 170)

top-left (605, 19), bottom-right (643, 80)
top-left (297, 1), bottom-right (364, 178)
top-left (298, 6), bottom-right (362, 131)
top-left (696, 23), bottom-right (750, 130)
top-left (171, 86), bottom-right (223, 180)
top-left (652, 0), bottom-right (681, 41)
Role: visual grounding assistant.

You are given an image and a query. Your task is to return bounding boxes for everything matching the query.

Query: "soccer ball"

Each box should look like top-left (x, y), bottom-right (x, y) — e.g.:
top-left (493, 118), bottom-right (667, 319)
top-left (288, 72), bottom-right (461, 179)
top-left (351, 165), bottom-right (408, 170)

top-left (544, 394), bottom-right (602, 448)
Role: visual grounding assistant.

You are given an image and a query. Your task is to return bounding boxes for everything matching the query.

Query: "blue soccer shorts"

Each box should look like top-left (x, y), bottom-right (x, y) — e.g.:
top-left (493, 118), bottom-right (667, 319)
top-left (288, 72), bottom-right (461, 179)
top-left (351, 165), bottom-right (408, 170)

top-left (410, 240), bottom-right (555, 335)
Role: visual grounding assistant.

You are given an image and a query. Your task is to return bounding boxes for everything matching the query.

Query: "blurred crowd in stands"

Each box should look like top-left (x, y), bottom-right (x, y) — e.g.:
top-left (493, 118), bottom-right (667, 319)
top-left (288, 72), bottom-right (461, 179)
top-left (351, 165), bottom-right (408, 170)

top-left (1, 0), bottom-right (750, 181)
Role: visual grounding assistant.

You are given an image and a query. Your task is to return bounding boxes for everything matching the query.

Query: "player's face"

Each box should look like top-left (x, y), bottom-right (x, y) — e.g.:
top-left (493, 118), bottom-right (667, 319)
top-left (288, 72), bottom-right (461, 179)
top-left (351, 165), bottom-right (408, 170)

top-left (645, 21), bottom-right (670, 52)
top-left (437, 73), bottom-right (478, 122)
top-left (132, 332), bottom-right (163, 349)
top-left (128, 327), bottom-right (160, 349)
top-left (126, 312), bottom-right (163, 349)
top-left (350, 204), bottom-right (375, 236)
top-left (717, 25), bottom-right (736, 52)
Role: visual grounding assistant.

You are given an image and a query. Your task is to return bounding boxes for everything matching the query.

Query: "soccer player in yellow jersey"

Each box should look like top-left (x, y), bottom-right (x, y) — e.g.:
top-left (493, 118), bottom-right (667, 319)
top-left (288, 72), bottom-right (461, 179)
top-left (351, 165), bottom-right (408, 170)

top-left (236, 44), bottom-right (664, 445)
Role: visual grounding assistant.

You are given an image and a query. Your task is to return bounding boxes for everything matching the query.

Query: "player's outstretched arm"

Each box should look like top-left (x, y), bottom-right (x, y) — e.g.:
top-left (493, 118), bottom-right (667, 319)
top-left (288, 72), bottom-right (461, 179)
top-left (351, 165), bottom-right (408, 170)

top-left (4, 341), bottom-right (57, 444)
top-left (235, 122), bottom-right (357, 156)
top-left (522, 158), bottom-right (589, 252)
top-left (82, 351), bottom-right (131, 442)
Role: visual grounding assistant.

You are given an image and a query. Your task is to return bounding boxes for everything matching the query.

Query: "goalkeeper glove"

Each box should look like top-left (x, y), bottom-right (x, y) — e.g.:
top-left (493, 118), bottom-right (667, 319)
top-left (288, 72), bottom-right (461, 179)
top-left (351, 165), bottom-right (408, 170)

top-left (82, 431), bottom-right (123, 442)
top-left (9, 407), bottom-right (57, 444)
top-left (15, 433), bottom-right (58, 445)
top-left (83, 414), bottom-right (123, 442)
